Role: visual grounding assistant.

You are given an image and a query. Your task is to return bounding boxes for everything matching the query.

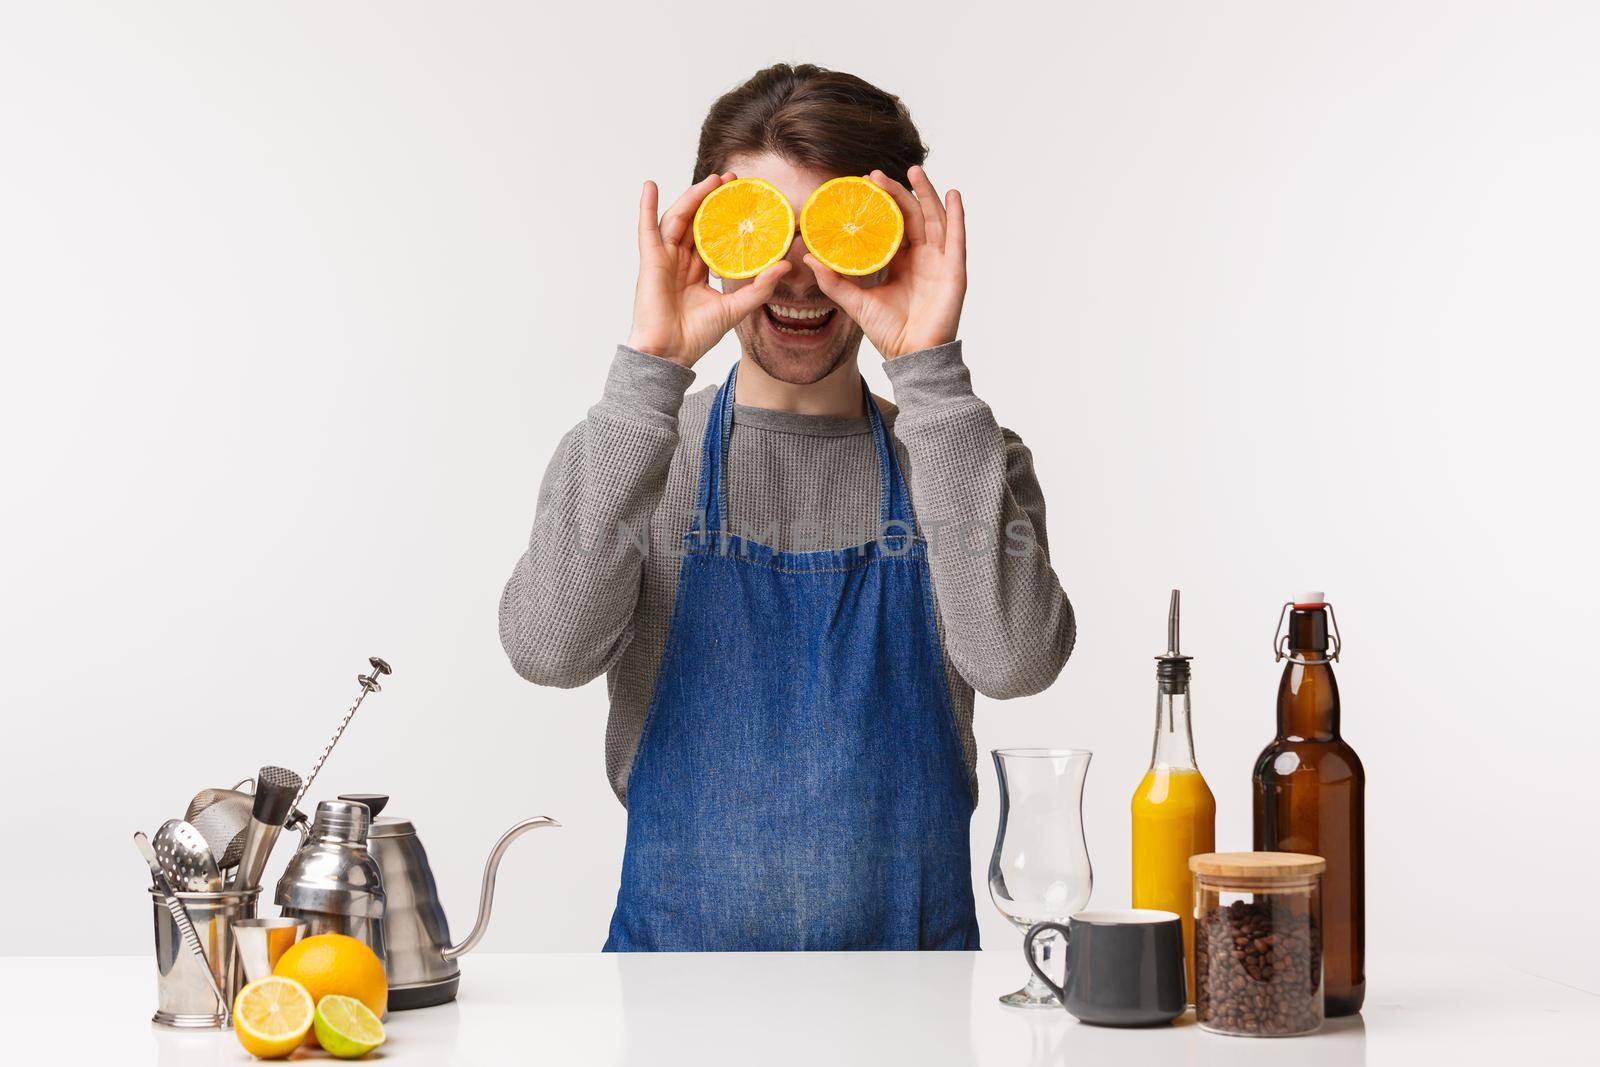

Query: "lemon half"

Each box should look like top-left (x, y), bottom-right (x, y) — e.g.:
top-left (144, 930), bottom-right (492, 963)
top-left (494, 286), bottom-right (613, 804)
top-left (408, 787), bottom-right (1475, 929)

top-left (233, 976), bottom-right (314, 1059)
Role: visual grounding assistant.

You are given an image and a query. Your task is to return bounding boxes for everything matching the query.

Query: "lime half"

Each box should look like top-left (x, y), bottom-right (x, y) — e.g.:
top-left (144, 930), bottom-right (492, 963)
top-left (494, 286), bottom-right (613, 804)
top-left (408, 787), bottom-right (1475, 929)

top-left (313, 994), bottom-right (386, 1059)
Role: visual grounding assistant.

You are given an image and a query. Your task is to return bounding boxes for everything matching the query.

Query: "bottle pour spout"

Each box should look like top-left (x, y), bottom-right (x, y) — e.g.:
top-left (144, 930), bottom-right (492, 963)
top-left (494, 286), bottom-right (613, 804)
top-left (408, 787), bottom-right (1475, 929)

top-left (1157, 588), bottom-right (1192, 694)
top-left (1166, 589), bottom-right (1181, 657)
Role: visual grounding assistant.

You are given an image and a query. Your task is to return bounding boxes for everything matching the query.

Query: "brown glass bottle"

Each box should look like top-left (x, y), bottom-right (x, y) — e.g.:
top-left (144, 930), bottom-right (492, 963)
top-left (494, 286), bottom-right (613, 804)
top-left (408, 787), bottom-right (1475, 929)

top-left (1252, 595), bottom-right (1365, 1016)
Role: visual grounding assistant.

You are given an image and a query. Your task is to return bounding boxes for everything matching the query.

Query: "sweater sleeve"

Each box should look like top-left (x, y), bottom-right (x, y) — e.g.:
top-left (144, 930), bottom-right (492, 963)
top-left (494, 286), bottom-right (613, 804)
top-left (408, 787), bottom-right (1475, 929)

top-left (884, 340), bottom-right (1076, 699)
top-left (498, 344), bottom-right (695, 687)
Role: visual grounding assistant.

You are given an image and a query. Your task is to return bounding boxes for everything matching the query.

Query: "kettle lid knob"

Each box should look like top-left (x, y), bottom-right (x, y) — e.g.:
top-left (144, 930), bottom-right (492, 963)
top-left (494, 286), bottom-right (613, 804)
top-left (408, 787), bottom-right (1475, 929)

top-left (337, 793), bottom-right (390, 819)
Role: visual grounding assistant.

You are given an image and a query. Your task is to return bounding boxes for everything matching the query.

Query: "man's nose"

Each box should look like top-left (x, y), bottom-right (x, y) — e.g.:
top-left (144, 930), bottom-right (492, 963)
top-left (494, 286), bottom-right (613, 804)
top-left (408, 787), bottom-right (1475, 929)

top-left (783, 229), bottom-right (811, 269)
top-left (774, 229), bottom-right (815, 288)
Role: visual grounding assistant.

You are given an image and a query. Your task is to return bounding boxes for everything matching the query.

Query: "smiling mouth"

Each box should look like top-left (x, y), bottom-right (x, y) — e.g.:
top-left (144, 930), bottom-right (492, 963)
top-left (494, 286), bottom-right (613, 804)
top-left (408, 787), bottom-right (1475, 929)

top-left (764, 303), bottom-right (837, 335)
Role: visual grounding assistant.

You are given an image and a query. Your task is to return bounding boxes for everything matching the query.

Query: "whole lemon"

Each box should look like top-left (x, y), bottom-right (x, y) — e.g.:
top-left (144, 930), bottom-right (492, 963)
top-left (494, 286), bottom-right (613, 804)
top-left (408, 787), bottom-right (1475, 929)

top-left (272, 933), bottom-right (387, 1047)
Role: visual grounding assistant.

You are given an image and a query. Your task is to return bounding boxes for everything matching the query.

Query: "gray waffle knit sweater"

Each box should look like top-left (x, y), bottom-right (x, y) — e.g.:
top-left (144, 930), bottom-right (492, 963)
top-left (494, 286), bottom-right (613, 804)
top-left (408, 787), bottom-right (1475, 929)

top-left (499, 339), bottom-right (1075, 805)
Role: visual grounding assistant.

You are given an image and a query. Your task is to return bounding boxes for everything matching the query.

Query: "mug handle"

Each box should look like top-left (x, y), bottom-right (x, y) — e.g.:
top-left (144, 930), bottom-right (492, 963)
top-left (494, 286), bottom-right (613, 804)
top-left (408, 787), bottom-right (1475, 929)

top-left (1023, 920), bottom-right (1071, 1003)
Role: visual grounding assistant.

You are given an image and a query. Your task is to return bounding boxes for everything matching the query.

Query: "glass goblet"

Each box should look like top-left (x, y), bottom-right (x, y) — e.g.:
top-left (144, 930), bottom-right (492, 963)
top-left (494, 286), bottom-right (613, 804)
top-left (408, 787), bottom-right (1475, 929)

top-left (987, 748), bottom-right (1093, 1008)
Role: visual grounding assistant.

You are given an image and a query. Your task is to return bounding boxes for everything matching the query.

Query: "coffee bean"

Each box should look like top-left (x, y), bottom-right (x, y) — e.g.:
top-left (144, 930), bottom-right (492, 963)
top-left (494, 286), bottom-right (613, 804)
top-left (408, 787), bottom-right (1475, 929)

top-left (1194, 896), bottom-right (1322, 1036)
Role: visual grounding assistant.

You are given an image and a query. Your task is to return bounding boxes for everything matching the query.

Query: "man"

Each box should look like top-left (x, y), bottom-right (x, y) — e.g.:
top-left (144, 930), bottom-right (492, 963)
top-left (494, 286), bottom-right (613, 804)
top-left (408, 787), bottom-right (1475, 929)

top-left (500, 63), bottom-right (1075, 952)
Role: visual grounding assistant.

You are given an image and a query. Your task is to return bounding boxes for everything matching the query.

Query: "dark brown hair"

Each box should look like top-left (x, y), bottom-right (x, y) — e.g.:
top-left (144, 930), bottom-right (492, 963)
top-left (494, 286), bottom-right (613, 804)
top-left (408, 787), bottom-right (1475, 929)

top-left (692, 63), bottom-right (929, 188)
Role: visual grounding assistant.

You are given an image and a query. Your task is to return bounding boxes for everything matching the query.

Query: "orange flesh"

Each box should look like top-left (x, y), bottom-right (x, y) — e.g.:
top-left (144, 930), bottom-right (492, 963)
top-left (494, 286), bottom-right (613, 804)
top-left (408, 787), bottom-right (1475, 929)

top-left (693, 179), bottom-right (794, 279)
top-left (802, 178), bottom-right (903, 275)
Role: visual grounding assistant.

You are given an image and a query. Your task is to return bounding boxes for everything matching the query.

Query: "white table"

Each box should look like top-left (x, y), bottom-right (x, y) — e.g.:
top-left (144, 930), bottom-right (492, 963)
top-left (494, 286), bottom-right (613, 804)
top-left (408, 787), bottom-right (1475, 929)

top-left (4, 951), bottom-right (1594, 1065)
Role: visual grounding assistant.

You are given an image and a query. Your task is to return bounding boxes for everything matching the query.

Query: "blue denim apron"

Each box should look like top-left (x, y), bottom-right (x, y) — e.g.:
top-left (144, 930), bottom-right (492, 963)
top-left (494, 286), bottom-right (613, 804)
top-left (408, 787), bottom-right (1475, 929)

top-left (603, 362), bottom-right (981, 952)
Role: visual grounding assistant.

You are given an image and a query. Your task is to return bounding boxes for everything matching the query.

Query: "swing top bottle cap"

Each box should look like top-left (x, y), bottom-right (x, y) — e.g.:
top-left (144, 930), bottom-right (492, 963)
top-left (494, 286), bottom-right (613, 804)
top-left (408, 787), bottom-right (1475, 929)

top-left (1294, 591), bottom-right (1326, 608)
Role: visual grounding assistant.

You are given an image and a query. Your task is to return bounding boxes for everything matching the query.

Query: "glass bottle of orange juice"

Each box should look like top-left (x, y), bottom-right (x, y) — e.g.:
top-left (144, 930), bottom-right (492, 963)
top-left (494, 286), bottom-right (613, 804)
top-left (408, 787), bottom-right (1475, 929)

top-left (1130, 590), bottom-right (1215, 1002)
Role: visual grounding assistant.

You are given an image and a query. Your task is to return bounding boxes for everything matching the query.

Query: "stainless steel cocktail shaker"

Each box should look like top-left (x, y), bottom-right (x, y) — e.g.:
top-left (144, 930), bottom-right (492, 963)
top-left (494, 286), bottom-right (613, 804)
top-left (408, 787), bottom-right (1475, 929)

top-left (274, 799), bottom-right (387, 964)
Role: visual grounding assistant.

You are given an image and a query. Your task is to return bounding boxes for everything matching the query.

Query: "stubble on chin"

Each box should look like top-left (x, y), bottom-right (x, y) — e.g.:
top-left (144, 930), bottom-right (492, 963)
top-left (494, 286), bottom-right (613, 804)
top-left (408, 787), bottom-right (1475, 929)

top-left (733, 316), bottom-right (863, 386)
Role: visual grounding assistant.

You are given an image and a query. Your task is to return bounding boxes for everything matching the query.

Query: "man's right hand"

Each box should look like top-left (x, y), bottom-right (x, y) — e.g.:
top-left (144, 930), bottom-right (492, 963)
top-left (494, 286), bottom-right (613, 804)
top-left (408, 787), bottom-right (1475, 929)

top-left (625, 173), bottom-right (791, 368)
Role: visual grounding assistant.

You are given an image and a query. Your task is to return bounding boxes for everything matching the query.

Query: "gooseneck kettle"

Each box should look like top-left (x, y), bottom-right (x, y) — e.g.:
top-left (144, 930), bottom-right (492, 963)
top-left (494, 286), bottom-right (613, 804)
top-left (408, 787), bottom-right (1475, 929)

top-left (345, 795), bottom-right (560, 1009)
top-left (275, 794), bottom-right (559, 1009)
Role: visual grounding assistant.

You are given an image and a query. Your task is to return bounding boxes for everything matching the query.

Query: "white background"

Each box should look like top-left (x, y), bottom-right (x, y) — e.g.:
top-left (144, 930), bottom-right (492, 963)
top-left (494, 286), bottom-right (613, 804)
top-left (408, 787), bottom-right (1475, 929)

top-left (3, 1), bottom-right (1596, 995)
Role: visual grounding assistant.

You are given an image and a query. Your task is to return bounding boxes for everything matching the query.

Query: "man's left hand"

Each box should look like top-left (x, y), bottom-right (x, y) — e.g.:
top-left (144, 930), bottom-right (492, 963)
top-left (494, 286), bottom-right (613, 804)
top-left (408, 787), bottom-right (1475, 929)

top-left (804, 165), bottom-right (966, 360)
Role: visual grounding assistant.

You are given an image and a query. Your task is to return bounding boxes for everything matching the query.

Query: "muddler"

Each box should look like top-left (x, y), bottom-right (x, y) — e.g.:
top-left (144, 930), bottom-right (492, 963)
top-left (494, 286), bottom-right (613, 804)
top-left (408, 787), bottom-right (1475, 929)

top-left (231, 765), bottom-right (303, 892)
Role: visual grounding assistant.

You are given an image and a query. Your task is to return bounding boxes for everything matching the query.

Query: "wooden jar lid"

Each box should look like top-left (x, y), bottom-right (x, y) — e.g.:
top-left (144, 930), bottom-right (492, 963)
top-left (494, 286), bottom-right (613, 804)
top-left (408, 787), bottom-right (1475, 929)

top-left (1189, 851), bottom-right (1326, 877)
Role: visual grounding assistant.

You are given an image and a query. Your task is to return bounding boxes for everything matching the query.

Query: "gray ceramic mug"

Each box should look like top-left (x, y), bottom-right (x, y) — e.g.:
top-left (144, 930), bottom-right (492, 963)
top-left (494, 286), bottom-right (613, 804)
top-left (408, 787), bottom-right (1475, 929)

top-left (1024, 909), bottom-right (1187, 1027)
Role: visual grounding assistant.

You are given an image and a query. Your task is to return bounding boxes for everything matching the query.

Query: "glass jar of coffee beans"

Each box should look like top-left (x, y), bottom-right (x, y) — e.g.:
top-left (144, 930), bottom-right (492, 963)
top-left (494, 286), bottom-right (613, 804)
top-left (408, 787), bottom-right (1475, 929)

top-left (1189, 852), bottom-right (1326, 1037)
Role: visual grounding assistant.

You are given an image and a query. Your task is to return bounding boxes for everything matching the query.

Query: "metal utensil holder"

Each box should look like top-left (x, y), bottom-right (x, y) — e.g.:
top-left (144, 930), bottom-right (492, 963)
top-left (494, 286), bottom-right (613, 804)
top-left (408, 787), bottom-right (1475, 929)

top-left (148, 887), bottom-right (258, 1029)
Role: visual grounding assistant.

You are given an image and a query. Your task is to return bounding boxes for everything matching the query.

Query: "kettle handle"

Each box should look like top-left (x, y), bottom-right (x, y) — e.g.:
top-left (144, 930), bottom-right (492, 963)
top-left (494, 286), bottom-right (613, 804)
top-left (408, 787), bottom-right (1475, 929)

top-left (441, 816), bottom-right (560, 961)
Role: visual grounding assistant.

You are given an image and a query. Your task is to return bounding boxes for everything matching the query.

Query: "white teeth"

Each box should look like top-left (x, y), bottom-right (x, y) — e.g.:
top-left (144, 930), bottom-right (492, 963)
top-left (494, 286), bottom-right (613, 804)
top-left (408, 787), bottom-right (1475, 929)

top-left (766, 304), bottom-right (831, 320)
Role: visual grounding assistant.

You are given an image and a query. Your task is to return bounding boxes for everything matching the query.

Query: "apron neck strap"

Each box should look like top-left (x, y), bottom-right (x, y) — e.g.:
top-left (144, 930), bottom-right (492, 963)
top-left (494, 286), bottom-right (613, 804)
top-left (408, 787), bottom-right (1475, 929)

top-left (696, 361), bottom-right (914, 536)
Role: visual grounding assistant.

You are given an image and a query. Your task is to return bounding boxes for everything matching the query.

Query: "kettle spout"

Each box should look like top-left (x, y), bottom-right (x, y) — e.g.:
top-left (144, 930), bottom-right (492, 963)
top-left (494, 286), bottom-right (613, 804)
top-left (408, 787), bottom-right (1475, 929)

top-left (440, 816), bottom-right (559, 962)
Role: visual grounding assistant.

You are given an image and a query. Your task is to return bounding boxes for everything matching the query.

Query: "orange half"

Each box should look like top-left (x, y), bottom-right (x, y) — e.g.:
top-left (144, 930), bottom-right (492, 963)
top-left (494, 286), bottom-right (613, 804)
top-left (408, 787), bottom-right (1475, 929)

top-left (692, 177), bottom-right (795, 280)
top-left (800, 176), bottom-right (904, 276)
